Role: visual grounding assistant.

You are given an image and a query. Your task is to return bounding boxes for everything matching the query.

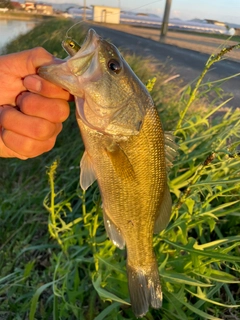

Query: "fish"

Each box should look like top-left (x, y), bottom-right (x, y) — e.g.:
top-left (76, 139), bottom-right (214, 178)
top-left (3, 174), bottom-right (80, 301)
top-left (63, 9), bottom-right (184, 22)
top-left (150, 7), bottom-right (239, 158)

top-left (38, 28), bottom-right (177, 318)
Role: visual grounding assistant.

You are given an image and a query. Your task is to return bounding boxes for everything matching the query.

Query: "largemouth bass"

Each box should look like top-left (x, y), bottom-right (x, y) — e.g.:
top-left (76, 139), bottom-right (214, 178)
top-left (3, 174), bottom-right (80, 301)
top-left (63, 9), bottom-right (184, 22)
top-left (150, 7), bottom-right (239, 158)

top-left (38, 29), bottom-right (177, 317)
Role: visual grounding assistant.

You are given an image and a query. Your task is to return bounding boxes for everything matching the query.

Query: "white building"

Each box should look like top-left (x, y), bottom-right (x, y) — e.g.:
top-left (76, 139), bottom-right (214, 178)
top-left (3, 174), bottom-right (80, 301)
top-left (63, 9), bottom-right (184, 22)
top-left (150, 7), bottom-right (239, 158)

top-left (92, 6), bottom-right (120, 24)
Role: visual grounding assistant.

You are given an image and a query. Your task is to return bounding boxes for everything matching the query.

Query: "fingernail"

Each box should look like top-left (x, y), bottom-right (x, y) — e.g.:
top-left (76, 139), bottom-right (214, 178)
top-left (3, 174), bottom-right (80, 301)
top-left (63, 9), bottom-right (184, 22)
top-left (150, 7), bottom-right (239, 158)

top-left (24, 75), bottom-right (42, 92)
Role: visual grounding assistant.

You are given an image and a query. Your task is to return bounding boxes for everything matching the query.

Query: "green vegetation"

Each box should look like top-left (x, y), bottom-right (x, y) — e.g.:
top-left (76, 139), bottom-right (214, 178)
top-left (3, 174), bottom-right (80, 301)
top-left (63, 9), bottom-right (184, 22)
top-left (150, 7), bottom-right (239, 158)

top-left (0, 18), bottom-right (240, 320)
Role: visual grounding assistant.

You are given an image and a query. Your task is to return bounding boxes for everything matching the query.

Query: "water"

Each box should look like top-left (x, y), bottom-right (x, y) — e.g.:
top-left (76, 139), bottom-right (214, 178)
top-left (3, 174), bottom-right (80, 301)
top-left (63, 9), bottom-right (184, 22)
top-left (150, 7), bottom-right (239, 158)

top-left (0, 19), bottom-right (36, 53)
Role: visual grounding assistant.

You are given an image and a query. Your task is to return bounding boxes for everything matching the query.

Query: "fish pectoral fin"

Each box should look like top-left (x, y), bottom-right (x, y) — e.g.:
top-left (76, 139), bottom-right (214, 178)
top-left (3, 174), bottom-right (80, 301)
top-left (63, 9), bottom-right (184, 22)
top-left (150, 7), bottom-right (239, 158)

top-left (104, 142), bottom-right (135, 180)
top-left (80, 151), bottom-right (96, 191)
top-left (103, 209), bottom-right (125, 249)
top-left (164, 131), bottom-right (178, 169)
top-left (154, 185), bottom-right (172, 233)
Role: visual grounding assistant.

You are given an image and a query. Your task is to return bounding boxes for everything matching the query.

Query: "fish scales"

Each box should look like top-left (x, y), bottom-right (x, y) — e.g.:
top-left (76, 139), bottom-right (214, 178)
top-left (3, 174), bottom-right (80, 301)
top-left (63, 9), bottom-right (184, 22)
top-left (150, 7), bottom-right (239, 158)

top-left (78, 102), bottom-right (166, 317)
top-left (38, 28), bottom-right (176, 318)
top-left (78, 105), bottom-right (166, 251)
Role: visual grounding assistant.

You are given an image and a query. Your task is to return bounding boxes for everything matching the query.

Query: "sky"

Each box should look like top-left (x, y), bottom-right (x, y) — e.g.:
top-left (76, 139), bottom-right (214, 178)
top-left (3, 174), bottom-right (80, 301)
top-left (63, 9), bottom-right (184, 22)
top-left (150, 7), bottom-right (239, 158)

top-left (51, 0), bottom-right (240, 24)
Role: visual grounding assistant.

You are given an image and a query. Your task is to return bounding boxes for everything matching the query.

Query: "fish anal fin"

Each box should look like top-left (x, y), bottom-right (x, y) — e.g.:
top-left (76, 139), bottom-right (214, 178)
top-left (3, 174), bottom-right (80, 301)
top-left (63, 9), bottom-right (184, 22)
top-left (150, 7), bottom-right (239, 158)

top-left (164, 131), bottom-right (178, 169)
top-left (80, 151), bottom-right (96, 191)
top-left (103, 210), bottom-right (125, 249)
top-left (154, 186), bottom-right (172, 234)
top-left (127, 260), bottom-right (162, 317)
top-left (104, 141), bottom-right (135, 180)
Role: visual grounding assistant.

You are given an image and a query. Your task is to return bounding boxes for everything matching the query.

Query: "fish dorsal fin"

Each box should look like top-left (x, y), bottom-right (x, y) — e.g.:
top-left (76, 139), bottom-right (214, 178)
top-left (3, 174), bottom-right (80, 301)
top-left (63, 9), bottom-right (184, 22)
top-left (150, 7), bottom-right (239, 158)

top-left (154, 185), bottom-right (172, 233)
top-left (80, 151), bottom-right (96, 191)
top-left (104, 141), bottom-right (135, 181)
top-left (103, 209), bottom-right (125, 249)
top-left (164, 131), bottom-right (178, 169)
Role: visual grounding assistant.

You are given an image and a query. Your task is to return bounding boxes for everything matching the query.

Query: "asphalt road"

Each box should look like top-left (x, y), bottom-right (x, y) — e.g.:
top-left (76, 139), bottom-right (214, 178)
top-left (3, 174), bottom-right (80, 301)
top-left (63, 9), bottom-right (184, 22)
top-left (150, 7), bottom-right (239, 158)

top-left (87, 23), bottom-right (240, 108)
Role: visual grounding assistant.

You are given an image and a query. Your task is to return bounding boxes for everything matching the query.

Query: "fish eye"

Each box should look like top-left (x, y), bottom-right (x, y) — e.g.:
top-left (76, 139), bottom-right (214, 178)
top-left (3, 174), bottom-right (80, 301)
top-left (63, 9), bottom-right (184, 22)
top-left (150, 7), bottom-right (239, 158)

top-left (69, 41), bottom-right (75, 48)
top-left (107, 59), bottom-right (122, 74)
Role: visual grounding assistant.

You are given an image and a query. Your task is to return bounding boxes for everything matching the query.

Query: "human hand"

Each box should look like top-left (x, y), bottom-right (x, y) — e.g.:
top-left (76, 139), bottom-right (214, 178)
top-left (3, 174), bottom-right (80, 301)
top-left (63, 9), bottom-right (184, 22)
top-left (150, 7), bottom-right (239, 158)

top-left (0, 47), bottom-right (71, 159)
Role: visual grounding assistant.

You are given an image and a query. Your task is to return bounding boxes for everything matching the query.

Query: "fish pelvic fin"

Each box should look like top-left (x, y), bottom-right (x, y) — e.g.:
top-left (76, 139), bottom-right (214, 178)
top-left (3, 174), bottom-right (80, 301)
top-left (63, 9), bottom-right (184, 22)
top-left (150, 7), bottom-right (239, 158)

top-left (103, 209), bottom-right (125, 249)
top-left (154, 184), bottom-right (172, 234)
top-left (80, 151), bottom-right (97, 191)
top-left (127, 259), bottom-right (162, 318)
top-left (164, 131), bottom-right (178, 169)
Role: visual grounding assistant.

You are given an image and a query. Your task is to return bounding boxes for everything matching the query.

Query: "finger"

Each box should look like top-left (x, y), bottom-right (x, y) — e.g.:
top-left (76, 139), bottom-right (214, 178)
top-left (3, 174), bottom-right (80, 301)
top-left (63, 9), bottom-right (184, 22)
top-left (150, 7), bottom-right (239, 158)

top-left (0, 134), bottom-right (27, 159)
top-left (23, 74), bottom-right (72, 100)
top-left (1, 129), bottom-right (57, 158)
top-left (17, 92), bottom-right (70, 123)
top-left (0, 107), bottom-right (62, 141)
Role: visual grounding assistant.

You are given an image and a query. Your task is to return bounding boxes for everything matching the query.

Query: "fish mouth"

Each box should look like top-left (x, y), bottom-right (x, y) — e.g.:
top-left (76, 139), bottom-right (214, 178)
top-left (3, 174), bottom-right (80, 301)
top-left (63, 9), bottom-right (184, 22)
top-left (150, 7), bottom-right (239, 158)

top-left (37, 28), bottom-right (100, 93)
top-left (80, 28), bottom-right (100, 55)
top-left (69, 28), bottom-right (100, 77)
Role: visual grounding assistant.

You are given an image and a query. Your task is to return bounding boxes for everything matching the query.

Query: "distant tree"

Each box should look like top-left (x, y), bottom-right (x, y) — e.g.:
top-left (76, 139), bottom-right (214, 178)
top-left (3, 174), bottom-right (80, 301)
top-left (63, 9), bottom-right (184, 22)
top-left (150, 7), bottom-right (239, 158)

top-left (0, 0), bottom-right (13, 9)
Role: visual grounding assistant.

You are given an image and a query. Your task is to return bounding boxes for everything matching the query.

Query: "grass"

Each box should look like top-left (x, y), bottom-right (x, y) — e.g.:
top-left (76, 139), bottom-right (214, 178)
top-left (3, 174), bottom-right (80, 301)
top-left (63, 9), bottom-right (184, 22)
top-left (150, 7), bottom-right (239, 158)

top-left (0, 18), bottom-right (240, 320)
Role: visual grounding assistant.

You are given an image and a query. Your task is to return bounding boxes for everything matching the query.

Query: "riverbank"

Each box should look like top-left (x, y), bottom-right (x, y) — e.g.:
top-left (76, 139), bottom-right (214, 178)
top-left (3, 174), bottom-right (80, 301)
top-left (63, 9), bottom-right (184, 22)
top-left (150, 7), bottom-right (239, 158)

top-left (0, 11), bottom-right (56, 21)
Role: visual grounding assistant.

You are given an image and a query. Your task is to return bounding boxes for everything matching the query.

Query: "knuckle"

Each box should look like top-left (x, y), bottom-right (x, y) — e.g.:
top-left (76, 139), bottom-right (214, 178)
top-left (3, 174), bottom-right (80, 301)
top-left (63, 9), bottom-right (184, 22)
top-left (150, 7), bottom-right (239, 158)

top-left (23, 139), bottom-right (55, 157)
top-left (31, 46), bottom-right (49, 57)
top-left (21, 140), bottom-right (35, 156)
top-left (45, 139), bottom-right (56, 152)
top-left (61, 102), bottom-right (70, 121)
top-left (32, 138), bottom-right (56, 157)
top-left (2, 130), bottom-right (34, 156)
top-left (33, 121), bottom-right (56, 140)
top-left (2, 129), bottom-right (56, 158)
top-left (34, 46), bottom-right (46, 53)
top-left (18, 92), bottom-right (32, 113)
top-left (1, 129), bottom-right (9, 145)
top-left (54, 101), bottom-right (70, 122)
top-left (27, 47), bottom-right (53, 71)
top-left (0, 107), bottom-right (14, 126)
top-left (56, 123), bottom-right (63, 134)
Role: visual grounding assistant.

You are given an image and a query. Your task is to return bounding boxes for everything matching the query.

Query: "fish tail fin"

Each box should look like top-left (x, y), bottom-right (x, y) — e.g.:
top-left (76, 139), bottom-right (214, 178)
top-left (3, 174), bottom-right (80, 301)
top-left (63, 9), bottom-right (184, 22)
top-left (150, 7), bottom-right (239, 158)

top-left (126, 259), bottom-right (162, 318)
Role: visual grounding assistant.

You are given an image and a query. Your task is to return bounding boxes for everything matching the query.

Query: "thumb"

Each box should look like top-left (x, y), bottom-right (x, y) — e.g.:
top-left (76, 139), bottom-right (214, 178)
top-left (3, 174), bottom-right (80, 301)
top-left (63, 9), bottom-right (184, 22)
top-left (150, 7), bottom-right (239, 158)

top-left (26, 47), bottom-right (66, 72)
top-left (23, 74), bottom-right (71, 100)
top-left (26, 47), bottom-right (55, 71)
top-left (2, 47), bottom-right (56, 79)
top-left (22, 47), bottom-right (71, 100)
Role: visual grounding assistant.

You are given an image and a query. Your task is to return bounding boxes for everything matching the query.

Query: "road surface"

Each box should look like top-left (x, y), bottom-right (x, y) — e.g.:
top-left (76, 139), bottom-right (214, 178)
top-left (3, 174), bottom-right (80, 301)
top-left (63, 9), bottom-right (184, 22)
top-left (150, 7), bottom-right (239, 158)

top-left (86, 23), bottom-right (240, 108)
